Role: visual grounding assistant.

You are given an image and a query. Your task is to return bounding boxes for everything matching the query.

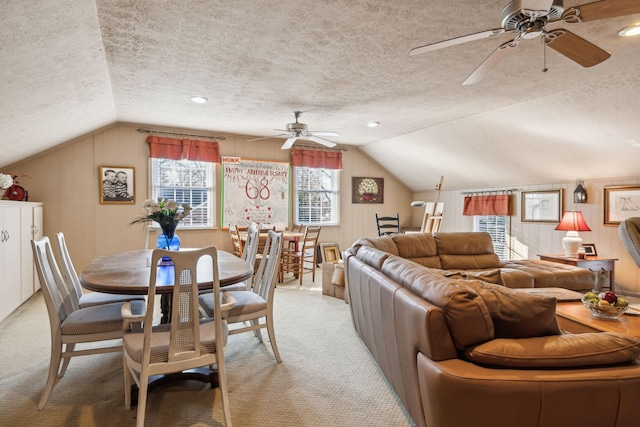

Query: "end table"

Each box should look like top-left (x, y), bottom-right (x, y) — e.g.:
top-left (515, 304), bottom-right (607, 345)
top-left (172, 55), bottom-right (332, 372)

top-left (538, 254), bottom-right (618, 291)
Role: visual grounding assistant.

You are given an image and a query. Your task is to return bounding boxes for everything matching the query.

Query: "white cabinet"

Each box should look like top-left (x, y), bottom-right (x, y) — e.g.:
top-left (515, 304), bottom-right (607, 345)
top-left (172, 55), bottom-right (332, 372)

top-left (0, 201), bottom-right (44, 323)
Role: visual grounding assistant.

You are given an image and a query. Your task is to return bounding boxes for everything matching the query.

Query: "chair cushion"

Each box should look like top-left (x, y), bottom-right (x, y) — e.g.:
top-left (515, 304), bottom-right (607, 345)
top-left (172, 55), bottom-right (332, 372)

top-left (465, 332), bottom-right (640, 368)
top-left (61, 300), bottom-right (145, 335)
top-left (78, 292), bottom-right (145, 309)
top-left (123, 318), bottom-right (228, 364)
top-left (226, 291), bottom-right (267, 317)
top-left (198, 290), bottom-right (267, 318)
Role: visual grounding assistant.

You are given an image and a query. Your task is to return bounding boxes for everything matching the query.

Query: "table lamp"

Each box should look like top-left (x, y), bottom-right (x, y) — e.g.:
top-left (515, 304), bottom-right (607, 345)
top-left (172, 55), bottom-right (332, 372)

top-left (554, 211), bottom-right (591, 257)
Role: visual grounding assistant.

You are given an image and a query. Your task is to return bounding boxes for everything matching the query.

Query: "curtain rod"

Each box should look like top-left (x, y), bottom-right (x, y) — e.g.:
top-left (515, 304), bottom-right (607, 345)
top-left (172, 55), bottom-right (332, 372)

top-left (137, 127), bottom-right (227, 141)
top-left (293, 143), bottom-right (348, 152)
top-left (461, 188), bottom-right (519, 196)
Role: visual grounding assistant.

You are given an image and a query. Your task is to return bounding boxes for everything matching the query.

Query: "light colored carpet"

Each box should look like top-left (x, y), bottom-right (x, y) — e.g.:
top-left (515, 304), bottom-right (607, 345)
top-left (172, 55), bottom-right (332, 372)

top-left (0, 271), bottom-right (415, 426)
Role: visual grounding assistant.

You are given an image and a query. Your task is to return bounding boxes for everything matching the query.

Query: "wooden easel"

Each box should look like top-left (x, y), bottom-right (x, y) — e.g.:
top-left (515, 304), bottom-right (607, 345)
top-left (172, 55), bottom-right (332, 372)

top-left (420, 176), bottom-right (445, 234)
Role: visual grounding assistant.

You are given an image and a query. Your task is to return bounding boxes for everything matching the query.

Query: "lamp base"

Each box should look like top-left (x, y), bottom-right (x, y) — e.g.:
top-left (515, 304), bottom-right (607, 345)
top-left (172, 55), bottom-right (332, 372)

top-left (562, 231), bottom-right (582, 257)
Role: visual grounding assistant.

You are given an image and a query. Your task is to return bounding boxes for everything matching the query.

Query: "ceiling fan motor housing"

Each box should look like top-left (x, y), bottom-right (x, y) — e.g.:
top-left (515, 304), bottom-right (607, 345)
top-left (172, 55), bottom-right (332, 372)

top-left (501, 0), bottom-right (564, 30)
top-left (286, 122), bottom-right (308, 136)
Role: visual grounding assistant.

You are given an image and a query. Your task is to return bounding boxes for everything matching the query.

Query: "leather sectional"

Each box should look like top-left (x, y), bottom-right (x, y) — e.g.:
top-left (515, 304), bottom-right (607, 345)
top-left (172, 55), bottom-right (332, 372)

top-left (345, 232), bottom-right (640, 427)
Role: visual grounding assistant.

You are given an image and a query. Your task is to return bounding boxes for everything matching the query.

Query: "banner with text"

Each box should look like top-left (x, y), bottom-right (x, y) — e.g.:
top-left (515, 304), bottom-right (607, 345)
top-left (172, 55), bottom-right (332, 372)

top-left (222, 157), bottom-right (290, 227)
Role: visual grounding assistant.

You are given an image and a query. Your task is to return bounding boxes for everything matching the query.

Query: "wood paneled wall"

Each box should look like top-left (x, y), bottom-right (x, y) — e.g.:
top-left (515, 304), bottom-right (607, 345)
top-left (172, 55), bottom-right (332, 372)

top-left (7, 122), bottom-right (413, 272)
top-left (414, 178), bottom-right (640, 296)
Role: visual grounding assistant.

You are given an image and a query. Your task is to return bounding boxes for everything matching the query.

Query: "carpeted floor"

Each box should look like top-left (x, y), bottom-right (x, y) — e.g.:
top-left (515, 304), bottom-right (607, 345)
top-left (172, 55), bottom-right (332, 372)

top-left (0, 271), bottom-right (415, 426)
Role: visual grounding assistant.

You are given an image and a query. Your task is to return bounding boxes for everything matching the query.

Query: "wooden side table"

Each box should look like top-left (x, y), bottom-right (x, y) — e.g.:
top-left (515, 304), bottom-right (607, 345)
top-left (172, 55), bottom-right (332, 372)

top-left (538, 254), bottom-right (618, 291)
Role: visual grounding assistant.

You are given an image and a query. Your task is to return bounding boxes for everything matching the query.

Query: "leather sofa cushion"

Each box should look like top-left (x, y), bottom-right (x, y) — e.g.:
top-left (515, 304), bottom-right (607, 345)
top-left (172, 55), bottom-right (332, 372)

top-left (434, 268), bottom-right (503, 285)
top-left (380, 256), bottom-right (495, 350)
top-left (465, 332), bottom-right (640, 368)
top-left (434, 232), bottom-right (502, 270)
top-left (461, 280), bottom-right (562, 338)
top-left (354, 245), bottom-right (392, 270)
top-left (442, 284), bottom-right (495, 350)
top-left (391, 233), bottom-right (441, 268)
top-left (351, 236), bottom-right (399, 256)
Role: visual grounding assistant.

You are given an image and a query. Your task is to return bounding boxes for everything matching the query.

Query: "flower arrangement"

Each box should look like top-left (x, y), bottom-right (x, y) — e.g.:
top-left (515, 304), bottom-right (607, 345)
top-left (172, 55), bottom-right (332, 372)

top-left (358, 178), bottom-right (378, 195)
top-left (0, 173), bottom-right (14, 190)
top-left (129, 198), bottom-right (192, 239)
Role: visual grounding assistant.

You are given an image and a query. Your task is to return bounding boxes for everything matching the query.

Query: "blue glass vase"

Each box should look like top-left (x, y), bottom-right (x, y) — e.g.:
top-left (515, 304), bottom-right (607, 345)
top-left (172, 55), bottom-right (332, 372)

top-left (157, 223), bottom-right (180, 266)
top-left (157, 222), bottom-right (180, 250)
top-left (156, 232), bottom-right (180, 251)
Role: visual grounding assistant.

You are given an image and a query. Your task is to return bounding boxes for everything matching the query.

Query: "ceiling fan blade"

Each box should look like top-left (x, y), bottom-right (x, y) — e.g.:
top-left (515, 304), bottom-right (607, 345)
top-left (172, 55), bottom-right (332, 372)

top-left (545, 29), bottom-right (610, 67)
top-left (281, 137), bottom-right (297, 150)
top-left (248, 134), bottom-right (288, 142)
top-left (309, 131), bottom-right (341, 137)
top-left (409, 28), bottom-right (508, 56)
top-left (306, 136), bottom-right (337, 148)
top-left (562, 0), bottom-right (640, 23)
top-left (462, 39), bottom-right (519, 85)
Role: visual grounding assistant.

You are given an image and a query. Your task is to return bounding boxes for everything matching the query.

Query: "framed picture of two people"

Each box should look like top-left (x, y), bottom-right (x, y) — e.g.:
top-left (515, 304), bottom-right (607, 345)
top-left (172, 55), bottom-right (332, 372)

top-left (99, 165), bottom-right (135, 204)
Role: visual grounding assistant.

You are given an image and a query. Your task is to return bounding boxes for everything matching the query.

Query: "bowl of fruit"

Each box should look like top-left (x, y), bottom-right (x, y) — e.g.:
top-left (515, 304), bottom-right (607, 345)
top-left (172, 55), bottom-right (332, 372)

top-left (582, 291), bottom-right (629, 319)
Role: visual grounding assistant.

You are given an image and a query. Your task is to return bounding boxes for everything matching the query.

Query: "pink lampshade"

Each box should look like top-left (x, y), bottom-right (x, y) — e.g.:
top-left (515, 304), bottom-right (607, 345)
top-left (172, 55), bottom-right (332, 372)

top-left (554, 211), bottom-right (591, 232)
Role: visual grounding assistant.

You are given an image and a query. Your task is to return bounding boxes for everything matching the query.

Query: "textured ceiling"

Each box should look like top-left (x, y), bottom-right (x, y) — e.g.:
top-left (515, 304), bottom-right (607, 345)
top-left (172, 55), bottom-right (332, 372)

top-left (1, 0), bottom-right (639, 191)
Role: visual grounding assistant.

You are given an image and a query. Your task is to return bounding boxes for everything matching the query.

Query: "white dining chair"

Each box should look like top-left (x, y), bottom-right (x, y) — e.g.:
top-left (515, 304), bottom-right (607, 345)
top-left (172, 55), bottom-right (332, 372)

top-left (31, 236), bottom-right (145, 410)
top-left (199, 230), bottom-right (283, 362)
top-left (53, 232), bottom-right (144, 309)
top-left (122, 246), bottom-right (233, 427)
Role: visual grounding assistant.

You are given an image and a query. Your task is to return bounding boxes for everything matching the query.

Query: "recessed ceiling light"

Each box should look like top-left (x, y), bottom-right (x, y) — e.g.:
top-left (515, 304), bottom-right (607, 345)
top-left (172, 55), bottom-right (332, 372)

top-left (619, 23), bottom-right (640, 37)
top-left (190, 96), bottom-right (208, 104)
top-left (366, 121), bottom-right (380, 127)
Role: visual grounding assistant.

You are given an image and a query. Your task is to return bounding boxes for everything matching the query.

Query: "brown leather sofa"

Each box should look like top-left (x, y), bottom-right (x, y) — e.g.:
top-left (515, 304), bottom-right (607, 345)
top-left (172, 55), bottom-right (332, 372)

top-left (345, 232), bottom-right (640, 427)
top-left (352, 231), bottom-right (598, 290)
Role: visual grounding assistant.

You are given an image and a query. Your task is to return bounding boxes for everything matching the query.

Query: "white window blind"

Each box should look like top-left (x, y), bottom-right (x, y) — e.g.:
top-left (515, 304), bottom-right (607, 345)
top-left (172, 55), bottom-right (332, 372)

top-left (473, 215), bottom-right (509, 260)
top-left (294, 167), bottom-right (339, 225)
top-left (150, 158), bottom-right (215, 227)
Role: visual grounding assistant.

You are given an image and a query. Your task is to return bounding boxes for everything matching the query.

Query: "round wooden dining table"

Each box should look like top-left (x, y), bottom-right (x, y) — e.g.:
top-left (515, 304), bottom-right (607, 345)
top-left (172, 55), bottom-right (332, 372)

top-left (79, 248), bottom-right (253, 396)
top-left (80, 249), bottom-right (253, 295)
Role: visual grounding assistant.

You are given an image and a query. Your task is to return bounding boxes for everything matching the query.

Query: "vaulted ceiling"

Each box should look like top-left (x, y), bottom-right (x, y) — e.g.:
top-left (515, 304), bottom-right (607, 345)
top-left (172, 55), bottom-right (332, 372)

top-left (2, 0), bottom-right (639, 191)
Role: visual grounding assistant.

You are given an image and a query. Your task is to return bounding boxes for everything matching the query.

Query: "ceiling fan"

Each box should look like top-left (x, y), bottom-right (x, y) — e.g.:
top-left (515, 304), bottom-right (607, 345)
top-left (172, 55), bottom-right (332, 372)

top-left (248, 111), bottom-right (340, 150)
top-left (410, 0), bottom-right (640, 85)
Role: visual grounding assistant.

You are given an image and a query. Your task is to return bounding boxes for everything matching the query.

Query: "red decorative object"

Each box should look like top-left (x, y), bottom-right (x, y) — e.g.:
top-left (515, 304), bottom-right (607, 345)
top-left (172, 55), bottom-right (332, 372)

top-left (2, 174), bottom-right (29, 201)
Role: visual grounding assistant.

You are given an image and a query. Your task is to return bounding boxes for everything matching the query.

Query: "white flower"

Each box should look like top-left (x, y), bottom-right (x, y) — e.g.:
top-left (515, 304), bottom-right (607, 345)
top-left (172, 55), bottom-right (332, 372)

top-left (0, 173), bottom-right (13, 190)
top-left (358, 178), bottom-right (378, 195)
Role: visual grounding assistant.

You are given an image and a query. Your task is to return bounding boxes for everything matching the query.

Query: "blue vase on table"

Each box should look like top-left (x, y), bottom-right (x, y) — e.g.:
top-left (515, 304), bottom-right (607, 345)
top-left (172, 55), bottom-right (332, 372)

top-left (157, 222), bottom-right (180, 267)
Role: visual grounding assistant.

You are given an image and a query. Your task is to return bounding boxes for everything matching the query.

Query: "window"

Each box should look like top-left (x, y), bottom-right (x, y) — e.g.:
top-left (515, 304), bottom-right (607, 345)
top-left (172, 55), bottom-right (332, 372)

top-left (150, 158), bottom-right (215, 227)
top-left (294, 167), bottom-right (339, 225)
top-left (473, 215), bottom-right (509, 260)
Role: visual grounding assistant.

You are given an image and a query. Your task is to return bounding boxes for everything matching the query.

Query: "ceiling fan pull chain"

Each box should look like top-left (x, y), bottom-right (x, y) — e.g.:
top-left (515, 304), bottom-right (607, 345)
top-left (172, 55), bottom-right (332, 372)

top-left (542, 42), bottom-right (548, 73)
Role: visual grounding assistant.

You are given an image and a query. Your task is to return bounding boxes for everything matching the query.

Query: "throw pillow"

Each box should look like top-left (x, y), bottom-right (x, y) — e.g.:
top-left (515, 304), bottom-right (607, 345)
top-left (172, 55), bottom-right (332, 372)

top-left (441, 284), bottom-right (495, 350)
top-left (465, 332), bottom-right (640, 368)
top-left (460, 280), bottom-right (561, 338)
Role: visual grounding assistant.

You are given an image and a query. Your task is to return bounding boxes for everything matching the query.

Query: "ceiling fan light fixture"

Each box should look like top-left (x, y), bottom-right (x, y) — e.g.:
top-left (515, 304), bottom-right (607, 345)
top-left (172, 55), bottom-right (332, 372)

top-left (619, 23), bottom-right (640, 37)
top-left (190, 96), bottom-right (208, 104)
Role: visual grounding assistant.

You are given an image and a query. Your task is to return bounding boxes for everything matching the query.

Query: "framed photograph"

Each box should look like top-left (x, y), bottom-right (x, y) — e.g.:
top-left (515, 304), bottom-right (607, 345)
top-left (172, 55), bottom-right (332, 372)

top-left (582, 243), bottom-right (597, 256)
top-left (604, 185), bottom-right (640, 226)
top-left (319, 242), bottom-right (342, 263)
top-left (521, 189), bottom-right (563, 223)
top-left (352, 177), bottom-right (384, 204)
top-left (99, 166), bottom-right (135, 204)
